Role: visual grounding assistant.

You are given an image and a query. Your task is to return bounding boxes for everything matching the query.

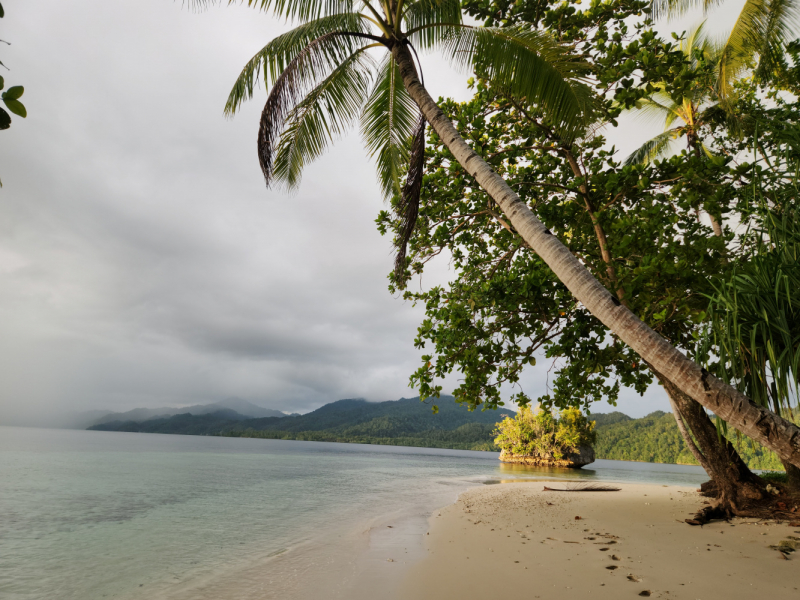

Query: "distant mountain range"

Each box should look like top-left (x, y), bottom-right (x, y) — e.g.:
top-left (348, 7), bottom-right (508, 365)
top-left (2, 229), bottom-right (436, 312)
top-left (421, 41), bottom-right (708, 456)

top-left (0, 398), bottom-right (292, 430)
top-left (89, 396), bottom-right (516, 450)
top-left (87, 400), bottom-right (784, 471)
top-left (89, 397), bottom-right (291, 426)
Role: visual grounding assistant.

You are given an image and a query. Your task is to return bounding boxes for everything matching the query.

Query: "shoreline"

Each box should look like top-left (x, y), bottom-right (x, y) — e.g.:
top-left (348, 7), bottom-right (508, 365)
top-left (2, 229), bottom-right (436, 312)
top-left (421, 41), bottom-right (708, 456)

top-left (397, 481), bottom-right (799, 600)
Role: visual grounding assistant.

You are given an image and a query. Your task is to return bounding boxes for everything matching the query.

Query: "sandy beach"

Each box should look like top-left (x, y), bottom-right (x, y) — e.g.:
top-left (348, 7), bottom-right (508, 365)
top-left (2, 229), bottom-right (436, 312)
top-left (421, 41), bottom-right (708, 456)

top-left (398, 481), bottom-right (800, 600)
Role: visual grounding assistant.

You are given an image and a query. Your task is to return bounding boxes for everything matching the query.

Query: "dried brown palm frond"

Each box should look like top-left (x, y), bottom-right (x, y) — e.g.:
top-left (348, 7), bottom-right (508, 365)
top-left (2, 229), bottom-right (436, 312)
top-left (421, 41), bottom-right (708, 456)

top-left (543, 483), bottom-right (621, 492)
top-left (393, 114), bottom-right (426, 284)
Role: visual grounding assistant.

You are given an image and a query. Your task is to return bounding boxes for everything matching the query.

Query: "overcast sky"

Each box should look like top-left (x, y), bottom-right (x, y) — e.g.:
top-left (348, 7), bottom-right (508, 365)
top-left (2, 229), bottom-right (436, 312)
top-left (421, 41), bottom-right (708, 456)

top-left (0, 1), bottom-right (743, 422)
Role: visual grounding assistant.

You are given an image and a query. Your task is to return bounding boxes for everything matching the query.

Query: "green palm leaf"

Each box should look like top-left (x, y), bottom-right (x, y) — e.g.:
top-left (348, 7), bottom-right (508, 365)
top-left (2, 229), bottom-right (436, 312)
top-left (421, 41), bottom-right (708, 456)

top-left (256, 31), bottom-right (370, 184)
top-left (718, 0), bottom-right (800, 97)
top-left (403, 0), bottom-right (462, 49)
top-left (433, 24), bottom-right (594, 139)
top-left (272, 49), bottom-right (377, 188)
top-left (360, 56), bottom-right (420, 198)
top-left (190, 0), bottom-right (357, 21)
top-left (624, 128), bottom-right (680, 165)
top-left (649, 0), bottom-right (723, 20)
top-left (225, 13), bottom-right (369, 116)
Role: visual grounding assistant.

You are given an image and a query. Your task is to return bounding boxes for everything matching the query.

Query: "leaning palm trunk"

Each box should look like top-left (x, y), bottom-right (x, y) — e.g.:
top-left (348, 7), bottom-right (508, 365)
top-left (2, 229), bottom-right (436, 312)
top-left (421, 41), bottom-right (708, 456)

top-left (205, 0), bottom-right (800, 470)
top-left (390, 43), bottom-right (800, 468)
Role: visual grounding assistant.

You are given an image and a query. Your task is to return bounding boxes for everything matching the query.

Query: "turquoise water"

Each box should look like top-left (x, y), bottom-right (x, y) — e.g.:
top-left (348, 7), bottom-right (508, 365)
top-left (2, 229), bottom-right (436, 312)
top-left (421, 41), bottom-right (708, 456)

top-left (0, 426), bottom-right (709, 600)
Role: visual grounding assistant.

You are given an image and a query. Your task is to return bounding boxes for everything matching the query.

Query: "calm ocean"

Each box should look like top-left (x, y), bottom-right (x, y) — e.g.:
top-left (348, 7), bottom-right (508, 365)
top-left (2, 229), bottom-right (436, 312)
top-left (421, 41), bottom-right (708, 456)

top-left (0, 426), bottom-right (708, 600)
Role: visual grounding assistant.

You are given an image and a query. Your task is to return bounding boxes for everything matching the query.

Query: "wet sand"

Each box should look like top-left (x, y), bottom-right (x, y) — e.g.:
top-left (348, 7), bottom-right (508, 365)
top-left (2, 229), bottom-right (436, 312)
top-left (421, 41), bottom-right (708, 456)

top-left (398, 482), bottom-right (800, 600)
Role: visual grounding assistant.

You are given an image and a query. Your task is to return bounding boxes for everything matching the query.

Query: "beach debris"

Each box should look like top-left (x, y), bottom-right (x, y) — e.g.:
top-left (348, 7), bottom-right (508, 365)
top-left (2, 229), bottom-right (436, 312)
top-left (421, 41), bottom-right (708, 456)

top-left (789, 521), bottom-right (800, 527)
top-left (627, 575), bottom-right (642, 582)
top-left (600, 548), bottom-right (610, 551)
top-left (611, 555), bottom-right (620, 561)
top-left (386, 558), bottom-right (394, 562)
top-left (770, 537), bottom-right (800, 558)
top-left (605, 566), bottom-right (618, 570)
top-left (575, 516), bottom-right (582, 520)
top-left (766, 484), bottom-right (781, 496)
top-left (638, 591), bottom-right (651, 597)
top-left (544, 484), bottom-right (621, 492)
top-left (387, 525), bottom-right (393, 528)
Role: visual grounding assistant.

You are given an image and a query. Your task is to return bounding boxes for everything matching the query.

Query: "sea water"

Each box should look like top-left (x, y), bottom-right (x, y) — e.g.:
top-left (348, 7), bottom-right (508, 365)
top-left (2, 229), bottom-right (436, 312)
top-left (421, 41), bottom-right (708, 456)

top-left (0, 426), bottom-right (709, 600)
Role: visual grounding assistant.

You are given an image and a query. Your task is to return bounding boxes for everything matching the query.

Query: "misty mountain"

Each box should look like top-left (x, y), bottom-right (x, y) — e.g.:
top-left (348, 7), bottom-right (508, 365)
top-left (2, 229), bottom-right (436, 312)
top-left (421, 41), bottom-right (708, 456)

top-left (90, 397), bottom-right (289, 426)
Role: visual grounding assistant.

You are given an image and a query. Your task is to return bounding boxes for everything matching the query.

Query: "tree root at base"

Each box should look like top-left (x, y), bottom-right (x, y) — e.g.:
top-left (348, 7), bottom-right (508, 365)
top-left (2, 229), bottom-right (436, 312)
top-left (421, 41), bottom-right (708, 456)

top-left (685, 481), bottom-right (800, 525)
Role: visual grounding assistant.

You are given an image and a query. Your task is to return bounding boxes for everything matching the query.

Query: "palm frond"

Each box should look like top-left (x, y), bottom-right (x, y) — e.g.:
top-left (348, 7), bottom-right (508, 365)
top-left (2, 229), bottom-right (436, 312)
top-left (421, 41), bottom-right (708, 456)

top-left (360, 56), bottom-right (420, 198)
top-left (189, 0), bottom-right (357, 21)
top-left (272, 49), bottom-right (376, 188)
top-left (225, 14), bottom-right (368, 116)
top-left (394, 114), bottom-right (426, 285)
top-left (403, 0), bottom-right (463, 49)
top-left (753, 0), bottom-right (800, 83)
top-left (257, 32), bottom-right (368, 185)
top-left (630, 95), bottom-right (676, 128)
top-left (434, 24), bottom-right (594, 140)
top-left (717, 0), bottom-right (800, 98)
top-left (649, 0), bottom-right (724, 20)
top-left (624, 128), bottom-right (680, 165)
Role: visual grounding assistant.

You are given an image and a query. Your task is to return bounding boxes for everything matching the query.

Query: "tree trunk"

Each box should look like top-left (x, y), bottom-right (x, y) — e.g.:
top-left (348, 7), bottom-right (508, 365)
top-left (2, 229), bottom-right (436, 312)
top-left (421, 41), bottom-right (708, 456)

top-left (666, 391), bottom-right (711, 472)
top-left (782, 460), bottom-right (800, 491)
top-left (656, 369), bottom-right (766, 519)
top-left (391, 42), bottom-right (800, 468)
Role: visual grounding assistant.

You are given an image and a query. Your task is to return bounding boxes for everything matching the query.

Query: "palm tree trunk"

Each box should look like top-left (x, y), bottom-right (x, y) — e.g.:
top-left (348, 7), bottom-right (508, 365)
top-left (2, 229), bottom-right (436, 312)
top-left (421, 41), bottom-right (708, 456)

top-left (652, 365), bottom-right (766, 517)
top-left (391, 42), bottom-right (800, 468)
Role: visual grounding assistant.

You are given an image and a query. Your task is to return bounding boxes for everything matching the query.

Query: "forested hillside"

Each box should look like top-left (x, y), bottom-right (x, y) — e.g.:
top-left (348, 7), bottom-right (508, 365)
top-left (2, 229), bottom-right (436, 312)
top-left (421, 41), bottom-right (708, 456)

top-left (89, 399), bottom-right (785, 470)
top-left (592, 411), bottom-right (783, 470)
top-left (89, 397), bottom-right (514, 450)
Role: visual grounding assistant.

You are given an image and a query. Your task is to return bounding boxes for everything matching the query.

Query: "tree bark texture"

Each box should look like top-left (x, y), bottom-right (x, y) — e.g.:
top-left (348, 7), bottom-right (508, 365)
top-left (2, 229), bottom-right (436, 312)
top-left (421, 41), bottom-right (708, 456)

top-left (655, 369), bottom-right (765, 514)
top-left (665, 390), bottom-right (712, 473)
top-left (391, 43), bottom-right (800, 467)
top-left (782, 461), bottom-right (800, 491)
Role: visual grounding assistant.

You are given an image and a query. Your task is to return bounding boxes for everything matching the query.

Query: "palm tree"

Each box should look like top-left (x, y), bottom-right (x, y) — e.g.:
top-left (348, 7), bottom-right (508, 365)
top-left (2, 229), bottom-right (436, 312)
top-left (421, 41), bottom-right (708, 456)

top-left (651, 0), bottom-right (800, 98)
top-left (625, 23), bottom-right (727, 236)
top-left (196, 0), bottom-right (800, 467)
top-left (624, 23), bottom-right (718, 166)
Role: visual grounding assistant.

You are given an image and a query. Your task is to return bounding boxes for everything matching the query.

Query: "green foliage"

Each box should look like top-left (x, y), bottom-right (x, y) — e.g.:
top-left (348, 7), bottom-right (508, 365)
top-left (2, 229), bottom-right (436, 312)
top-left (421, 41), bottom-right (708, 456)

top-left (87, 399), bottom-right (787, 469)
top-left (594, 410), bottom-right (785, 470)
top-left (89, 397), bottom-right (516, 451)
top-left (380, 0), bottom-right (799, 436)
top-left (0, 5), bottom-right (26, 133)
top-left (493, 406), bottom-right (595, 459)
top-left (649, 0), bottom-right (800, 98)
top-left (705, 207), bottom-right (800, 417)
top-left (760, 470), bottom-right (789, 483)
top-left (198, 0), bottom-right (596, 195)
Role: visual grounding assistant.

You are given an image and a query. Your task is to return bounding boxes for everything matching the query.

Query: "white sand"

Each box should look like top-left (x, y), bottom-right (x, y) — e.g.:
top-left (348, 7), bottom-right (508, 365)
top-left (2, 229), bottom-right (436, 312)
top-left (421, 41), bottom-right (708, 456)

top-left (398, 482), bottom-right (800, 600)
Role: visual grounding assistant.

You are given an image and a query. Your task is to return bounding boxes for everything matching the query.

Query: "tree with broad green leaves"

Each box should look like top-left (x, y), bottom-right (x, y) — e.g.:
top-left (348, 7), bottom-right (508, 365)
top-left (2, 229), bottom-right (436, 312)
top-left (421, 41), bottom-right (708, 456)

top-left (493, 405), bottom-right (596, 463)
top-left (381, 0), bottom-right (800, 517)
top-left (648, 0), bottom-right (800, 98)
top-left (192, 0), bottom-right (800, 470)
top-left (0, 2), bottom-right (27, 132)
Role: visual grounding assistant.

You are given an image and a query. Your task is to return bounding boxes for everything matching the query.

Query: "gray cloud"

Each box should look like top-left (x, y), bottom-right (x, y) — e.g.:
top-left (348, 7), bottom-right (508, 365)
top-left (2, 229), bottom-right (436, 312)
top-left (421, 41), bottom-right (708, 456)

top-left (1, 0), bottom-right (675, 423)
